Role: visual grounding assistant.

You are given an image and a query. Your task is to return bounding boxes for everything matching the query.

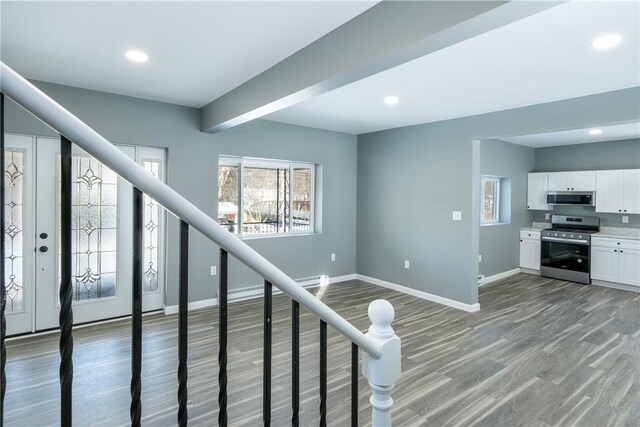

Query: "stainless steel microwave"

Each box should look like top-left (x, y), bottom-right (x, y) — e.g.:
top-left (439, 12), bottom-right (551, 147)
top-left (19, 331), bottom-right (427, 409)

top-left (546, 191), bottom-right (595, 206)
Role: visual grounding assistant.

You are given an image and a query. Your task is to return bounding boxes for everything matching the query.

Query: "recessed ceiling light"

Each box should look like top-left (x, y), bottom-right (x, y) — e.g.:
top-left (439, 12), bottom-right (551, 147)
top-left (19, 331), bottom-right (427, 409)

top-left (592, 34), bottom-right (622, 50)
top-left (384, 96), bottom-right (399, 105)
top-left (126, 50), bottom-right (149, 63)
top-left (588, 129), bottom-right (602, 135)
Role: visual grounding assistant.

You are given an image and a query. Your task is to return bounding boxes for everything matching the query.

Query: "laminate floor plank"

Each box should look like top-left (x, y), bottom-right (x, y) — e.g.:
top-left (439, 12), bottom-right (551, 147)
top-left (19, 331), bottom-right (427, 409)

top-left (4, 273), bottom-right (639, 426)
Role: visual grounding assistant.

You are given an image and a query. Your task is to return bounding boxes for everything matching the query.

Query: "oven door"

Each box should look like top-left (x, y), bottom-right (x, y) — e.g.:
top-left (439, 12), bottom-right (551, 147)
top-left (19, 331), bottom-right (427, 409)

top-left (541, 238), bottom-right (590, 273)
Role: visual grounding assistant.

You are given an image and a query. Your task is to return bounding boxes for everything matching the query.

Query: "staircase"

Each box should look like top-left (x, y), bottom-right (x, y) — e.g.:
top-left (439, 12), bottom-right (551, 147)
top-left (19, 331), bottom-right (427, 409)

top-left (0, 62), bottom-right (401, 426)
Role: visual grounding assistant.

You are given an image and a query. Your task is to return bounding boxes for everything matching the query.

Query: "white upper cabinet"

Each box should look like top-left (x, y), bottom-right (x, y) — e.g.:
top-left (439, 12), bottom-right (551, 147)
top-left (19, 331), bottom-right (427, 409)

top-left (527, 173), bottom-right (549, 210)
top-left (548, 171), bottom-right (596, 191)
top-left (595, 169), bottom-right (640, 214)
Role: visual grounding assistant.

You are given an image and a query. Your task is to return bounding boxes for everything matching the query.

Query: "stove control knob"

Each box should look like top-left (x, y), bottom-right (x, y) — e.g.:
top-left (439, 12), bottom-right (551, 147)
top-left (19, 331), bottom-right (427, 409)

top-left (560, 234), bottom-right (566, 238)
top-left (553, 233), bottom-right (558, 237)
top-left (578, 235), bottom-right (583, 239)
top-left (570, 234), bottom-right (574, 238)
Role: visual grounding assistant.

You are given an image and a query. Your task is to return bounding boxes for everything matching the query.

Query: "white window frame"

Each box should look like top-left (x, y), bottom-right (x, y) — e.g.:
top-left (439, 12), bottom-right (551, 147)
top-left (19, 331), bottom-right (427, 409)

top-left (218, 156), bottom-right (315, 238)
top-left (481, 175), bottom-right (500, 225)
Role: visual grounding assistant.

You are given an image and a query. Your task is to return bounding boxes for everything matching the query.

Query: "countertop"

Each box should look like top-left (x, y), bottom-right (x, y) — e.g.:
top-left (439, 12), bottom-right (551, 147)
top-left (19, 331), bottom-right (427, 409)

top-left (520, 222), bottom-right (550, 232)
top-left (594, 227), bottom-right (640, 241)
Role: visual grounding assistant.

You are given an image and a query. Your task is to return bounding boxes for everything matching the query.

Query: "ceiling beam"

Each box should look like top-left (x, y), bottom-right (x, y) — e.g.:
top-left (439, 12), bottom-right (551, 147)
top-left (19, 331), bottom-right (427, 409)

top-left (200, 1), bottom-right (562, 133)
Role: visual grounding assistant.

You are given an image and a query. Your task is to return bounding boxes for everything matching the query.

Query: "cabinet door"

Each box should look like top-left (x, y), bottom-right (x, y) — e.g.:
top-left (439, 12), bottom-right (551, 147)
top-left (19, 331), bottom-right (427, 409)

top-left (595, 170), bottom-right (622, 213)
top-left (618, 249), bottom-right (640, 287)
top-left (527, 173), bottom-right (549, 210)
top-left (622, 170), bottom-right (640, 214)
top-left (591, 246), bottom-right (618, 282)
top-left (569, 171), bottom-right (596, 191)
top-left (548, 172), bottom-right (570, 191)
top-left (519, 239), bottom-right (540, 270)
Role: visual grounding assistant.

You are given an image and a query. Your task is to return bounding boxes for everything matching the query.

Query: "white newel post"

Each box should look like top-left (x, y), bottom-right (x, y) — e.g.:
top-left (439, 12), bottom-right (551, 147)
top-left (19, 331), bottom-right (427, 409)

top-left (362, 299), bottom-right (401, 427)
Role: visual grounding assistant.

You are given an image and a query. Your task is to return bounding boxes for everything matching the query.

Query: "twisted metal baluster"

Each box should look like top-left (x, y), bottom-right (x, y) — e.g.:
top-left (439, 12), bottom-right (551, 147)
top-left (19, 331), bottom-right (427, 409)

top-left (218, 249), bottom-right (228, 426)
top-left (320, 320), bottom-right (327, 427)
top-left (1, 93), bottom-right (7, 425)
top-left (130, 188), bottom-right (143, 426)
top-left (59, 136), bottom-right (74, 427)
top-left (178, 220), bottom-right (189, 427)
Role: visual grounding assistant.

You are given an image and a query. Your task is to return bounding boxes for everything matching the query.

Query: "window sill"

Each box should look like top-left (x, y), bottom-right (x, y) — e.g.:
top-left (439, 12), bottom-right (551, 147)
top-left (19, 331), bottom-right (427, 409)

top-left (239, 231), bottom-right (318, 241)
top-left (480, 222), bottom-right (511, 227)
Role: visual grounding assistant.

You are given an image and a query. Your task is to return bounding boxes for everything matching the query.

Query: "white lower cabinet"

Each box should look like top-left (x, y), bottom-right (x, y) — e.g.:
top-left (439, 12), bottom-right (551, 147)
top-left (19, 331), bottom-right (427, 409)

top-left (519, 230), bottom-right (540, 270)
top-left (591, 237), bottom-right (640, 287)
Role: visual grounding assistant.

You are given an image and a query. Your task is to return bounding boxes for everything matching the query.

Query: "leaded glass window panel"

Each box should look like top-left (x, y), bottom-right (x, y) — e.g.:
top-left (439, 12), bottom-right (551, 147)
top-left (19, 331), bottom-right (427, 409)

top-left (61, 156), bottom-right (118, 301)
top-left (142, 160), bottom-right (160, 293)
top-left (3, 150), bottom-right (25, 312)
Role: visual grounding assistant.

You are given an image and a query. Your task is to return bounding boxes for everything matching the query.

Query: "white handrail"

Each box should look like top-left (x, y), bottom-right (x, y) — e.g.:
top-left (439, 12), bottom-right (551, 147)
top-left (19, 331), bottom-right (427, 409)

top-left (0, 61), bottom-right (383, 359)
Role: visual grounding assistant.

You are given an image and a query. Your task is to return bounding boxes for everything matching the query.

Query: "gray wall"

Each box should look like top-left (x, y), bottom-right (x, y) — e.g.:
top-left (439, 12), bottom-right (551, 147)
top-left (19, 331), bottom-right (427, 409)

top-left (533, 138), bottom-right (640, 228)
top-left (479, 139), bottom-right (534, 277)
top-left (356, 87), bottom-right (639, 305)
top-left (5, 81), bottom-right (358, 306)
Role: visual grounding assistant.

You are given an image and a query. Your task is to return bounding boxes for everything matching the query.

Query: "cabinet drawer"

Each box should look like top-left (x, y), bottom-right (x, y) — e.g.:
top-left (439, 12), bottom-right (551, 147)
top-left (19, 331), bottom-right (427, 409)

top-left (592, 237), bottom-right (640, 250)
top-left (520, 230), bottom-right (540, 240)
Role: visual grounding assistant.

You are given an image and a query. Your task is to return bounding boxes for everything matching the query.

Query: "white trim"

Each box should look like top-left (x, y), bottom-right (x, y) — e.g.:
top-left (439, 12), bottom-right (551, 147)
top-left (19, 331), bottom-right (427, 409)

top-left (356, 274), bottom-right (480, 312)
top-left (478, 268), bottom-right (521, 286)
top-left (163, 298), bottom-right (218, 315)
top-left (162, 274), bottom-right (358, 314)
top-left (591, 279), bottom-right (640, 293)
top-left (519, 267), bottom-right (541, 276)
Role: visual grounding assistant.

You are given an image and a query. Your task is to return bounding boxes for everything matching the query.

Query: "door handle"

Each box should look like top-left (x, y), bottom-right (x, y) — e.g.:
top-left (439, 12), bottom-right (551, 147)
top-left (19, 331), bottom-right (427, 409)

top-left (39, 246), bottom-right (49, 253)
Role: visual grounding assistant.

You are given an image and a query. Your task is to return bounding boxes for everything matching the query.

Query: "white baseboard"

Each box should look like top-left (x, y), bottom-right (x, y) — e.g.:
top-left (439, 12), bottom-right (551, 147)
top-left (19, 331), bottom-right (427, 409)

top-left (163, 298), bottom-right (218, 315)
top-left (519, 267), bottom-right (541, 276)
top-left (162, 274), bottom-right (357, 315)
top-left (479, 268), bottom-right (521, 287)
top-left (356, 274), bottom-right (480, 313)
top-left (591, 279), bottom-right (640, 293)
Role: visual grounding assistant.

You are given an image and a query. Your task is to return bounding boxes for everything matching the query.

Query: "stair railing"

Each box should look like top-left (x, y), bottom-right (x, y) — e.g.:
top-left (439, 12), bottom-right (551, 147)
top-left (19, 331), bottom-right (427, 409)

top-left (0, 61), bottom-right (401, 426)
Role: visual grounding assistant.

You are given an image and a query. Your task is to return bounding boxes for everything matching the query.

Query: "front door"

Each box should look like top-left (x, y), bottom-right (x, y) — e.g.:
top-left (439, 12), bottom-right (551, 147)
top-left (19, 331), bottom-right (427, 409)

top-left (4, 134), bottom-right (166, 335)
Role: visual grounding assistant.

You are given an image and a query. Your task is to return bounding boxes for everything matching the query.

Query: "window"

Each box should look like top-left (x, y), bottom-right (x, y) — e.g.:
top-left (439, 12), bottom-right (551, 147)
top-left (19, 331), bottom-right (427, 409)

top-left (218, 157), bottom-right (315, 236)
top-left (481, 176), bottom-right (500, 225)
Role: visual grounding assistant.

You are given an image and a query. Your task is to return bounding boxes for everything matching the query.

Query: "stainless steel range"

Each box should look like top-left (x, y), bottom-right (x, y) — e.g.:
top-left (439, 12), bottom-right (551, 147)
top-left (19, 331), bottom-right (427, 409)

top-left (540, 215), bottom-right (600, 284)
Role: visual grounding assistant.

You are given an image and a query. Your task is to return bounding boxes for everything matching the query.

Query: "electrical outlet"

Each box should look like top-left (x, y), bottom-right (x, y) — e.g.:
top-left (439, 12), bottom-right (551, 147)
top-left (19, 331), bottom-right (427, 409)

top-left (479, 254), bottom-right (482, 263)
top-left (452, 211), bottom-right (462, 221)
top-left (210, 266), bottom-right (217, 276)
top-left (404, 260), bottom-right (410, 269)
top-left (545, 213), bottom-right (550, 220)
top-left (622, 215), bottom-right (629, 224)
top-left (331, 253), bottom-right (336, 261)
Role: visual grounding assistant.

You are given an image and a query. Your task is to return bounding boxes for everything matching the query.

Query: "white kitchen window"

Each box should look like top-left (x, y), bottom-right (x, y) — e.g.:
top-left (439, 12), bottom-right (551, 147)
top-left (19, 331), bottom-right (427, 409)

top-left (481, 176), bottom-right (500, 225)
top-left (218, 156), bottom-right (315, 237)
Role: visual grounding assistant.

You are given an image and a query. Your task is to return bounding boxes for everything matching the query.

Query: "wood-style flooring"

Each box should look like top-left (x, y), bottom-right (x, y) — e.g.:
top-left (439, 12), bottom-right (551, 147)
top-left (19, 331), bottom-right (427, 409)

top-left (4, 274), bottom-right (639, 426)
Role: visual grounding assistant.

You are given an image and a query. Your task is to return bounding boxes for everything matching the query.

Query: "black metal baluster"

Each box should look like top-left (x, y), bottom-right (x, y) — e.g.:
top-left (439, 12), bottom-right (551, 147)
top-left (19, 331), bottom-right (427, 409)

top-left (351, 343), bottom-right (358, 427)
top-left (59, 135), bottom-right (74, 427)
top-left (177, 220), bottom-right (189, 427)
top-left (292, 300), bottom-right (299, 427)
top-left (319, 320), bottom-right (327, 427)
top-left (218, 249), bottom-right (228, 427)
top-left (0, 93), bottom-right (6, 425)
top-left (263, 280), bottom-right (272, 427)
top-left (130, 188), bottom-right (143, 426)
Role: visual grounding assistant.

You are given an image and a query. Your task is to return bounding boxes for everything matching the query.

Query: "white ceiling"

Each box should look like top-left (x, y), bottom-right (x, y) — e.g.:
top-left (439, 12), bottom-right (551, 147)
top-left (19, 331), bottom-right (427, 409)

top-left (266, 0), bottom-right (640, 134)
top-left (499, 122), bottom-right (640, 148)
top-left (0, 1), bottom-right (377, 107)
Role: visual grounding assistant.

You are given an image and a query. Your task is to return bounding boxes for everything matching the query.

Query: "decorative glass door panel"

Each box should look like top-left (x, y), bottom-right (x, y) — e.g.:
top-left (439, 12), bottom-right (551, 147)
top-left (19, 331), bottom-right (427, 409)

top-left (67, 156), bottom-right (119, 301)
top-left (3, 135), bottom-right (35, 335)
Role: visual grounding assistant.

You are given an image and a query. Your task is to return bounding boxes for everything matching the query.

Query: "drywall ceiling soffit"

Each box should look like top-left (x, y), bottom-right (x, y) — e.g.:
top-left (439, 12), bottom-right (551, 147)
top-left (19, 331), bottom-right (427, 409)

top-left (500, 122), bottom-right (640, 149)
top-left (0, 0), bottom-right (378, 107)
top-left (200, 0), bottom-right (561, 132)
top-left (266, 0), bottom-right (640, 135)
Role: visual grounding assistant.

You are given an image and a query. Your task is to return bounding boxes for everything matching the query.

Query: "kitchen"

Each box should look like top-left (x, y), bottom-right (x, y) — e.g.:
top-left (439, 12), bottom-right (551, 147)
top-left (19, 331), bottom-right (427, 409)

top-left (479, 129), bottom-right (640, 292)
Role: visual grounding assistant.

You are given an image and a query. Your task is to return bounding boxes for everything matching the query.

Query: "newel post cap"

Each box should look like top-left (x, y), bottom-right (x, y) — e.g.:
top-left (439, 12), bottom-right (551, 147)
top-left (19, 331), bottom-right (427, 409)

top-left (363, 299), bottom-right (401, 386)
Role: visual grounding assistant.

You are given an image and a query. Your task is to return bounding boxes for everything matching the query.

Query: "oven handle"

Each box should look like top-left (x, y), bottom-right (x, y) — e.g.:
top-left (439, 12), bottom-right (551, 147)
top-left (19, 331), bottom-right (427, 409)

top-left (541, 236), bottom-right (589, 245)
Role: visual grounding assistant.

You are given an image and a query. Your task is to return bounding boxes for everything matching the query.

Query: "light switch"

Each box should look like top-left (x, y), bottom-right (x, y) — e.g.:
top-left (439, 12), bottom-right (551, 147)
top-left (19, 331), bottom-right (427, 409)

top-left (622, 216), bottom-right (629, 224)
top-left (404, 260), bottom-right (410, 269)
top-left (452, 211), bottom-right (462, 221)
top-left (210, 266), bottom-right (217, 276)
